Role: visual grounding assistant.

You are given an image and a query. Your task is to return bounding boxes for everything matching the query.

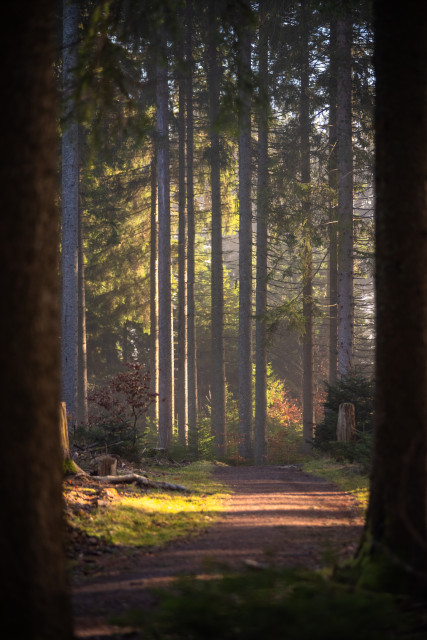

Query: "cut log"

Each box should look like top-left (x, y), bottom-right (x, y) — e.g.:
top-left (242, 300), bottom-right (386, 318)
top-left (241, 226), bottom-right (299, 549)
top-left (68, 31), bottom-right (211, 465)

top-left (91, 473), bottom-right (190, 492)
top-left (97, 455), bottom-right (117, 477)
top-left (337, 402), bottom-right (356, 442)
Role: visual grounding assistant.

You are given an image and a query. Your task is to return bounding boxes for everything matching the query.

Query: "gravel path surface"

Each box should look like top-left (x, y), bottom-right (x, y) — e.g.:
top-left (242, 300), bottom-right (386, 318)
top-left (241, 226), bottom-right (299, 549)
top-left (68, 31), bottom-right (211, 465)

top-left (72, 464), bottom-right (364, 639)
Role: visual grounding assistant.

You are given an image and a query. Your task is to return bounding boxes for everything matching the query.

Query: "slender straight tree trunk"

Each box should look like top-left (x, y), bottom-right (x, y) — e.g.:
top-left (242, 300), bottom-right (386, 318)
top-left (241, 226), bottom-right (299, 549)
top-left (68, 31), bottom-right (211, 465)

top-left (208, 0), bottom-right (226, 458)
top-left (300, 0), bottom-right (313, 448)
top-left (61, 0), bottom-right (79, 423)
top-left (0, 2), bottom-right (73, 636)
top-left (186, 0), bottom-right (198, 452)
top-left (156, 30), bottom-right (173, 449)
top-left (237, 11), bottom-right (253, 460)
top-left (354, 0), bottom-right (427, 590)
top-left (254, 4), bottom-right (268, 465)
top-left (177, 37), bottom-right (188, 446)
top-left (336, 11), bottom-right (354, 377)
top-left (149, 151), bottom-right (159, 424)
top-left (328, 17), bottom-right (338, 385)
top-left (77, 198), bottom-right (88, 424)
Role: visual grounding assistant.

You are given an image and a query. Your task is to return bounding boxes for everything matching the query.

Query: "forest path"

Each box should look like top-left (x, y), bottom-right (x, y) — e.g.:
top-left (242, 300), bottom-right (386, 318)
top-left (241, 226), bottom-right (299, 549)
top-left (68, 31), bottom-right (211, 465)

top-left (72, 464), bottom-right (363, 639)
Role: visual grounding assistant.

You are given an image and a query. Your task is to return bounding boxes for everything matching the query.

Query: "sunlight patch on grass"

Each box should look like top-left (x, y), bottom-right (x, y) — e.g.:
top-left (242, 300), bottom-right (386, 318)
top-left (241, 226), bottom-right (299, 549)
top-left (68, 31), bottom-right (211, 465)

top-left (70, 461), bottom-right (230, 548)
top-left (303, 455), bottom-right (369, 511)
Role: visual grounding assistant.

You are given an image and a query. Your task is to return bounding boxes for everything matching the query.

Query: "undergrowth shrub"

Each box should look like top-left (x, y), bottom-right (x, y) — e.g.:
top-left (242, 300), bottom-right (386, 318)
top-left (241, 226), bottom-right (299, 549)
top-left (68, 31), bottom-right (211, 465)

top-left (73, 362), bottom-right (157, 461)
top-left (223, 369), bottom-right (303, 465)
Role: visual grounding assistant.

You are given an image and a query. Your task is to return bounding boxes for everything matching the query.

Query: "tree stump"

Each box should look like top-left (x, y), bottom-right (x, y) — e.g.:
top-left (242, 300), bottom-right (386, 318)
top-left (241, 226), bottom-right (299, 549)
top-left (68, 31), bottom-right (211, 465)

top-left (60, 402), bottom-right (70, 459)
top-left (337, 403), bottom-right (356, 442)
top-left (96, 455), bottom-right (117, 476)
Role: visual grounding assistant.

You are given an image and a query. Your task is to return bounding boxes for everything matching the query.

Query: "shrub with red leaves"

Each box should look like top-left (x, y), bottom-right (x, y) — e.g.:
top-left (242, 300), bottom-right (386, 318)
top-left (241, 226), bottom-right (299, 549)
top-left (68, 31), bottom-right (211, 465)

top-left (88, 363), bottom-right (157, 451)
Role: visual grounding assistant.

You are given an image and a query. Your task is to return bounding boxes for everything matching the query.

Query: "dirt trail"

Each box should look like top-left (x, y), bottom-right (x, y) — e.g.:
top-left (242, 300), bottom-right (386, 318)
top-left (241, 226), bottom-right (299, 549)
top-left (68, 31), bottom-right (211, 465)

top-left (72, 465), bottom-right (364, 639)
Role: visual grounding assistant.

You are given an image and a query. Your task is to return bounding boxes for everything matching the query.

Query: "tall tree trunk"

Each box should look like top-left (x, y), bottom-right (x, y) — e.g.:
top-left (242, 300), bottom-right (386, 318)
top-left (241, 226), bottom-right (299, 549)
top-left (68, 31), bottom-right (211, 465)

top-left (237, 10), bottom-right (253, 461)
top-left (254, 3), bottom-right (269, 465)
top-left (177, 36), bottom-right (188, 446)
top-left (156, 29), bottom-right (173, 449)
top-left (328, 17), bottom-right (338, 385)
top-left (336, 11), bottom-right (354, 377)
top-left (186, 0), bottom-right (198, 453)
top-left (0, 1), bottom-right (73, 636)
top-left (300, 0), bottom-right (313, 449)
top-left (208, 0), bottom-right (226, 458)
top-left (77, 197), bottom-right (88, 424)
top-left (149, 151), bottom-right (159, 423)
top-left (354, 0), bottom-right (427, 591)
top-left (61, 0), bottom-right (79, 424)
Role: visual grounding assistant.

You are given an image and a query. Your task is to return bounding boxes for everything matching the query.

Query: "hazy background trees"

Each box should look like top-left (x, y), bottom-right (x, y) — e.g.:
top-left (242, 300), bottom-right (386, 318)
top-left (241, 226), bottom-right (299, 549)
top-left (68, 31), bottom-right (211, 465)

top-left (63, 0), bottom-right (375, 461)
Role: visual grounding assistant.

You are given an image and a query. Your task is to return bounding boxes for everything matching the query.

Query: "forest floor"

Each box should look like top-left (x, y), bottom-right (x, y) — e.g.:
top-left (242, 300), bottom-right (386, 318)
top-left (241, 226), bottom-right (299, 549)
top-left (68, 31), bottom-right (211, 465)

top-left (69, 463), bottom-right (364, 639)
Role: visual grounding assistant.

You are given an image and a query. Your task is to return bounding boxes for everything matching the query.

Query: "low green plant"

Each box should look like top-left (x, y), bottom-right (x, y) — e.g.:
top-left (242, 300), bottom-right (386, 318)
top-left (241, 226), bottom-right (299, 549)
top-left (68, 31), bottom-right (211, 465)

top-left (112, 567), bottom-right (417, 639)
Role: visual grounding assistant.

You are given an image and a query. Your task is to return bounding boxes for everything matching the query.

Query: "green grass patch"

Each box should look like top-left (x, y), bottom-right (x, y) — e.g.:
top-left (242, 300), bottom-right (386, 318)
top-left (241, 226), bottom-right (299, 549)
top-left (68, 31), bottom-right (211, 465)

top-left (113, 567), bottom-right (422, 639)
top-left (303, 454), bottom-right (369, 511)
top-left (69, 461), bottom-right (230, 548)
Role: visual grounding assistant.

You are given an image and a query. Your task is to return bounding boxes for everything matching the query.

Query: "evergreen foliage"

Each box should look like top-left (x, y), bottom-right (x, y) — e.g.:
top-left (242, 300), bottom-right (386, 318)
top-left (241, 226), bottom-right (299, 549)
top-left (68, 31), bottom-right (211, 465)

top-left (314, 372), bottom-right (374, 468)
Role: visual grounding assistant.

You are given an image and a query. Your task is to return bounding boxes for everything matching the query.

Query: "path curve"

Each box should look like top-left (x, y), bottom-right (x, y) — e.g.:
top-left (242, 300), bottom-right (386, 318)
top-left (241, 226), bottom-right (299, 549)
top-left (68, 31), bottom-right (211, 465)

top-left (72, 465), bottom-right (363, 638)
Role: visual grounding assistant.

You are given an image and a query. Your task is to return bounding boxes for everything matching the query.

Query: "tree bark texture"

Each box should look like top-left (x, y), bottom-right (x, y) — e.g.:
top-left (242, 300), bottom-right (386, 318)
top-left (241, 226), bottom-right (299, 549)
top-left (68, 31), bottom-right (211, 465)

top-left (156, 33), bottom-right (173, 449)
top-left (336, 11), bottom-right (354, 377)
top-left (177, 43), bottom-right (188, 445)
top-left (328, 17), bottom-right (338, 385)
top-left (0, 2), bottom-right (73, 636)
top-left (186, 0), bottom-right (198, 452)
top-left (209, 0), bottom-right (226, 458)
top-left (61, 0), bottom-right (80, 423)
top-left (300, 0), bottom-right (314, 449)
top-left (254, 4), bottom-right (269, 465)
top-left (358, 0), bottom-right (427, 588)
top-left (237, 13), bottom-right (253, 460)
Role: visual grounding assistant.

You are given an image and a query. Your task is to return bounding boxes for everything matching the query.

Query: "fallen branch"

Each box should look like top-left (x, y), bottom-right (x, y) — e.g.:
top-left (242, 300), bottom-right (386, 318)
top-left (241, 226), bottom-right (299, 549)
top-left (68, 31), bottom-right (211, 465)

top-left (90, 473), bottom-right (190, 493)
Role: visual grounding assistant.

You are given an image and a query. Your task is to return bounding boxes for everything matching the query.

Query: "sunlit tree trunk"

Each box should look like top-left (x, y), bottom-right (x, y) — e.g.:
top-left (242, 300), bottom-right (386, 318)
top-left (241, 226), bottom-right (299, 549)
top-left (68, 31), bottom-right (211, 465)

top-left (208, 0), bottom-right (226, 458)
top-left (237, 10), bottom-right (253, 461)
top-left (177, 36), bottom-right (188, 446)
top-left (156, 28), bottom-right (173, 449)
top-left (328, 17), bottom-right (338, 385)
top-left (254, 3), bottom-right (268, 465)
top-left (355, 0), bottom-right (427, 590)
top-left (61, 0), bottom-right (79, 424)
top-left (336, 10), bottom-right (354, 377)
top-left (186, 0), bottom-right (198, 453)
top-left (300, 0), bottom-right (313, 449)
top-left (77, 197), bottom-right (88, 425)
top-left (0, 1), bottom-right (73, 635)
top-left (149, 151), bottom-right (159, 424)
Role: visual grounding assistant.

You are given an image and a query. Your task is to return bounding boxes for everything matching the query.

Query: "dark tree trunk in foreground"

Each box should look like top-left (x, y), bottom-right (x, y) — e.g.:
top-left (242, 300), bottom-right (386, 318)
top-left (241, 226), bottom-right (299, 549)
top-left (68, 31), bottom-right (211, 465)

top-left (0, 2), bottom-right (72, 636)
top-left (157, 31), bottom-right (173, 449)
top-left (254, 3), bottom-right (268, 465)
top-left (354, 0), bottom-right (427, 591)
top-left (336, 11), bottom-right (354, 377)
top-left (61, 0), bottom-right (80, 423)
top-left (300, 0), bottom-right (313, 450)
top-left (237, 12), bottom-right (253, 460)
top-left (209, 0), bottom-right (226, 458)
